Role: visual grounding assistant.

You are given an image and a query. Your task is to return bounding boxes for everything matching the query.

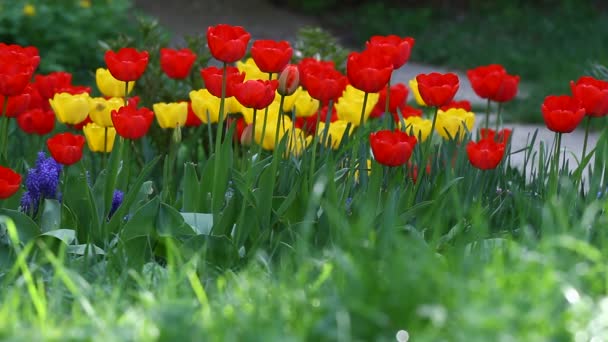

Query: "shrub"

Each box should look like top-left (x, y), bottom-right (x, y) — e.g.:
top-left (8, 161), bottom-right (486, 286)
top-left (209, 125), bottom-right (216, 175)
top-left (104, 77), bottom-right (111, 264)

top-left (0, 0), bottom-right (135, 84)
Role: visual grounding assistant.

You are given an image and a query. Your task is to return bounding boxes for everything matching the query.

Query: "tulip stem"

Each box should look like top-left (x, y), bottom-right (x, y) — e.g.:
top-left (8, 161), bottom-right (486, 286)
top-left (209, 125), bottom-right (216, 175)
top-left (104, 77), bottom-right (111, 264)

top-left (102, 127), bottom-right (108, 169)
top-left (321, 100), bottom-right (334, 153)
top-left (581, 116), bottom-right (591, 164)
top-left (358, 92), bottom-right (370, 188)
top-left (0, 99), bottom-right (8, 160)
top-left (385, 78), bottom-right (393, 130)
top-left (495, 102), bottom-right (503, 131)
top-left (274, 94), bottom-right (286, 149)
top-left (485, 98), bottom-right (491, 130)
top-left (308, 103), bottom-right (323, 185)
top-left (211, 62), bottom-right (228, 217)
top-left (251, 108), bottom-right (257, 146)
top-left (124, 81), bottom-right (129, 107)
top-left (552, 132), bottom-right (562, 195)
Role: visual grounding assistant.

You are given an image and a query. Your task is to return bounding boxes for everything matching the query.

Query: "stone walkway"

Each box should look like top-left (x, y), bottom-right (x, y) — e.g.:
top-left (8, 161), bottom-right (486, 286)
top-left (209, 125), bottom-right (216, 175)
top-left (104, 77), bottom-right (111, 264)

top-left (133, 1), bottom-right (601, 175)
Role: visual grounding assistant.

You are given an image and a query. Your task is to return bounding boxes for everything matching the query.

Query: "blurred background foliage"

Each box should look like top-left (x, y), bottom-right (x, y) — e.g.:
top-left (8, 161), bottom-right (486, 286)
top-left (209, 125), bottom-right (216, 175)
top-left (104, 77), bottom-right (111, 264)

top-left (0, 0), bottom-right (136, 84)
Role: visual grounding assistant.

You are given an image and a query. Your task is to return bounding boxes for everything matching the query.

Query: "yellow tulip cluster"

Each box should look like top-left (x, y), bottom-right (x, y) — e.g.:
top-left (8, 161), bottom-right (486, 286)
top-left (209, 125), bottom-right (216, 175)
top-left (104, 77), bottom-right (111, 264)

top-left (435, 108), bottom-right (475, 140)
top-left (335, 85), bottom-right (379, 127)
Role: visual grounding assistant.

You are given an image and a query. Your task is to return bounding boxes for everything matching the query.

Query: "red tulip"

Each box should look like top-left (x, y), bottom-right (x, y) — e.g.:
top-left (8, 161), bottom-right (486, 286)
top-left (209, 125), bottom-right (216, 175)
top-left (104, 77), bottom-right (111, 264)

top-left (479, 128), bottom-right (512, 144)
top-left (185, 101), bottom-right (202, 127)
top-left (370, 83), bottom-right (409, 118)
top-left (541, 95), bottom-right (586, 133)
top-left (104, 48), bottom-right (149, 82)
top-left (233, 80), bottom-right (278, 110)
top-left (440, 100), bottom-right (472, 112)
top-left (570, 76), bottom-right (608, 117)
top-left (0, 44), bottom-right (40, 96)
top-left (304, 66), bottom-right (347, 103)
top-left (366, 35), bottom-right (415, 69)
top-left (251, 40), bottom-right (293, 74)
top-left (17, 108), bottom-right (55, 135)
top-left (200, 66), bottom-right (245, 98)
top-left (277, 64), bottom-right (299, 96)
top-left (298, 57), bottom-right (334, 90)
top-left (0, 88), bottom-right (31, 117)
top-left (160, 48), bottom-right (197, 79)
top-left (346, 49), bottom-right (393, 93)
top-left (466, 138), bottom-right (505, 170)
top-left (467, 64), bottom-right (519, 102)
top-left (207, 24), bottom-right (251, 63)
top-left (370, 130), bottom-right (417, 167)
top-left (494, 74), bottom-right (520, 103)
top-left (416, 73), bottom-right (459, 107)
top-left (33, 72), bottom-right (73, 99)
top-left (0, 165), bottom-right (21, 199)
top-left (46, 132), bottom-right (86, 166)
top-left (111, 103), bottom-right (154, 139)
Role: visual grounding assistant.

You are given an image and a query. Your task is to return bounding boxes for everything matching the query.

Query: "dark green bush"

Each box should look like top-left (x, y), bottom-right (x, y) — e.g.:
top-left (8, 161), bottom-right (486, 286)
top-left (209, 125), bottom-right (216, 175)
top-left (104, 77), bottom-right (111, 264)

top-left (0, 0), bottom-right (135, 84)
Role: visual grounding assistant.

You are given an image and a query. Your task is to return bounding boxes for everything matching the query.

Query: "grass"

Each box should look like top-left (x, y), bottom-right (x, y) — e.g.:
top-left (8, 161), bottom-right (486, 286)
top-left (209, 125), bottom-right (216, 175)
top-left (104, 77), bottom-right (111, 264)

top-left (329, 3), bottom-right (608, 123)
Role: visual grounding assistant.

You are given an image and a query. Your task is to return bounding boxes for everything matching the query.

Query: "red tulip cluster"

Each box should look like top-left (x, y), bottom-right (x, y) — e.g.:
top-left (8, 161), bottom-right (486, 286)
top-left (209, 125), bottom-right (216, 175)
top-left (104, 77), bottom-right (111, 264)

top-left (370, 130), bottom-right (417, 167)
top-left (467, 64), bottom-right (519, 103)
top-left (466, 136), bottom-right (506, 170)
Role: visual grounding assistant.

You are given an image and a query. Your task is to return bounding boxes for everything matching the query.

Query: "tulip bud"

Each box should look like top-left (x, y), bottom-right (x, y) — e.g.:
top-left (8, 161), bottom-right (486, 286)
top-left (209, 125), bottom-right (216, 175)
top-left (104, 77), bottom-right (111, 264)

top-left (240, 124), bottom-right (254, 146)
top-left (277, 65), bottom-right (299, 96)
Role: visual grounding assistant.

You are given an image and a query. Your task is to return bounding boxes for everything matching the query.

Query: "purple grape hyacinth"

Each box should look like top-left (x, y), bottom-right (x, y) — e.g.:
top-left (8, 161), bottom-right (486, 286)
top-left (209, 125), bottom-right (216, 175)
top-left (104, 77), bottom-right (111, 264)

top-left (20, 152), bottom-right (63, 215)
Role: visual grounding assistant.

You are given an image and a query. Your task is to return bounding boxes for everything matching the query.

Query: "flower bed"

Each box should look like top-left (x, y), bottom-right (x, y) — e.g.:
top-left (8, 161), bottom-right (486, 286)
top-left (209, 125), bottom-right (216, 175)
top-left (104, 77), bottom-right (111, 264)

top-left (0, 22), bottom-right (607, 340)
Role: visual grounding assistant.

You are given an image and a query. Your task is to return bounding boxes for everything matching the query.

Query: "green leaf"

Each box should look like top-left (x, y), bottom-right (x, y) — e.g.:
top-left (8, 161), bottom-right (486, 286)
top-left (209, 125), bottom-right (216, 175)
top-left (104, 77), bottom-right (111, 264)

top-left (181, 163), bottom-right (200, 212)
top-left (40, 199), bottom-right (62, 233)
top-left (67, 244), bottom-right (105, 255)
top-left (106, 156), bottom-right (160, 235)
top-left (40, 229), bottom-right (76, 245)
top-left (63, 171), bottom-right (100, 242)
top-left (181, 213), bottom-right (213, 235)
top-left (0, 209), bottom-right (40, 243)
top-left (120, 197), bottom-right (160, 241)
top-left (156, 203), bottom-right (196, 238)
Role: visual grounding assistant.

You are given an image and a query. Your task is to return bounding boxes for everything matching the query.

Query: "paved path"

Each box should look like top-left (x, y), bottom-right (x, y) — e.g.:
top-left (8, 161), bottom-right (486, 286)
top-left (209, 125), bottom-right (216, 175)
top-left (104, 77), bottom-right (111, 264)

top-left (134, 0), bottom-right (601, 176)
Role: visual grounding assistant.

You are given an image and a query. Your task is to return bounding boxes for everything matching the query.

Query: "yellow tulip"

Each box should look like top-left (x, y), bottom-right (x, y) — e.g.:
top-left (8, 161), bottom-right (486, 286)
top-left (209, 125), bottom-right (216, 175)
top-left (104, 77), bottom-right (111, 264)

top-left (96, 68), bottom-right (134, 97)
top-left (409, 78), bottom-right (427, 106)
top-left (254, 113), bottom-right (292, 150)
top-left (240, 101), bottom-right (282, 124)
top-left (190, 89), bottom-right (242, 124)
top-left (88, 97), bottom-right (123, 127)
top-left (50, 92), bottom-right (91, 125)
top-left (153, 102), bottom-right (188, 128)
top-left (335, 85), bottom-right (379, 126)
top-left (435, 108), bottom-right (475, 140)
top-left (273, 88), bottom-right (300, 113)
top-left (226, 96), bottom-right (243, 114)
top-left (189, 89), bottom-right (221, 124)
top-left (83, 123), bottom-right (116, 153)
top-left (292, 88), bottom-right (319, 118)
top-left (79, 0), bottom-right (91, 8)
top-left (403, 116), bottom-right (433, 142)
top-left (317, 120), bottom-right (353, 150)
top-left (237, 58), bottom-right (277, 81)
